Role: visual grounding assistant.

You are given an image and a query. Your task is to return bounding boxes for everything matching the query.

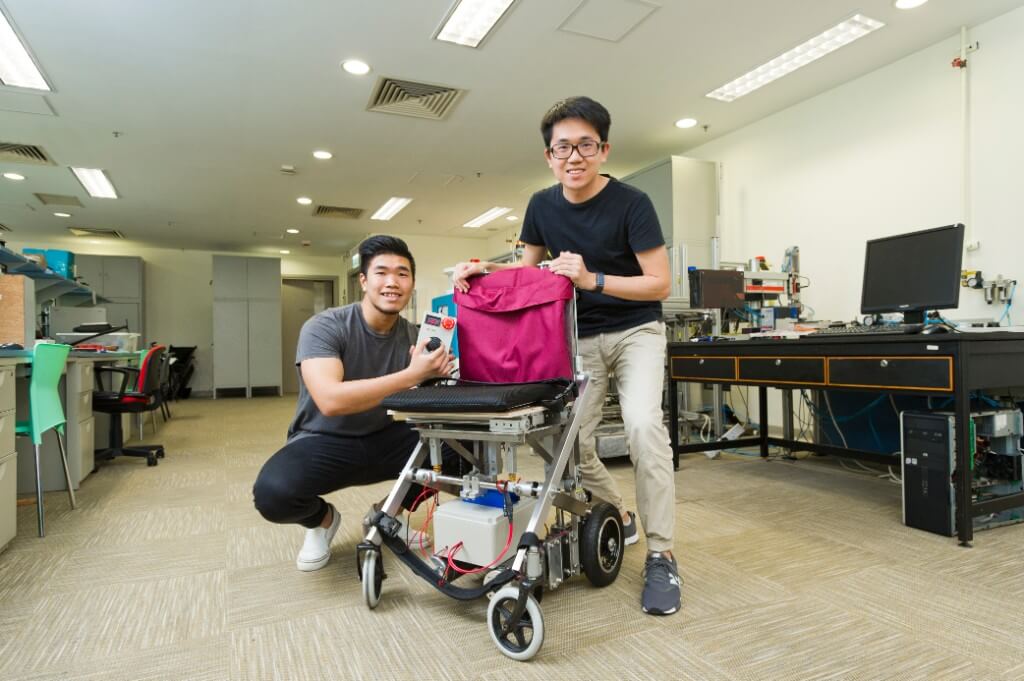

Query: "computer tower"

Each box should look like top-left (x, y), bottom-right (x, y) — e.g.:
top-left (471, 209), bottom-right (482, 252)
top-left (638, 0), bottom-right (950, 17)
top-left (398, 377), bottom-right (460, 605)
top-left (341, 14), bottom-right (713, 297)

top-left (900, 412), bottom-right (956, 536)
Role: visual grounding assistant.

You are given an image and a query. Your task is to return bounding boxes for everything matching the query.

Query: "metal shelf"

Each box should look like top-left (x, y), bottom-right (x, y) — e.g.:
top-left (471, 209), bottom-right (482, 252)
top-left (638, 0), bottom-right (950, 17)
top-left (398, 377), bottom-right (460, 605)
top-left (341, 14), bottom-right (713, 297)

top-left (0, 246), bottom-right (108, 305)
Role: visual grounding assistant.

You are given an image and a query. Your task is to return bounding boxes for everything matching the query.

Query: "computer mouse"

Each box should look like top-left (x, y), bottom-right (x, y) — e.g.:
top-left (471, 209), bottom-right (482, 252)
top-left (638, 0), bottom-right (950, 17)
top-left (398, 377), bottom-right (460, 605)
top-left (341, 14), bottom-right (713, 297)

top-left (0, 342), bottom-right (24, 350)
top-left (921, 325), bottom-right (950, 335)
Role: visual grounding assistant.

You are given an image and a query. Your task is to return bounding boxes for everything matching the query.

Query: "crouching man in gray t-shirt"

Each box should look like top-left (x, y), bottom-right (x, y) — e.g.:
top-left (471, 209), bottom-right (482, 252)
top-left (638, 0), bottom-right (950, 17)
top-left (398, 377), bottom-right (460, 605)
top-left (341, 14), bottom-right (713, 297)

top-left (253, 235), bottom-right (455, 572)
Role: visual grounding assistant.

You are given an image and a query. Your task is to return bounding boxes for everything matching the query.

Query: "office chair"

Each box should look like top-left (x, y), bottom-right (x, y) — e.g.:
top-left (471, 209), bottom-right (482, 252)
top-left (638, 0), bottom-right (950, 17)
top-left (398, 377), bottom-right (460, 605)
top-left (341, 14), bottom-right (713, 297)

top-left (14, 342), bottom-right (77, 537)
top-left (93, 345), bottom-right (167, 467)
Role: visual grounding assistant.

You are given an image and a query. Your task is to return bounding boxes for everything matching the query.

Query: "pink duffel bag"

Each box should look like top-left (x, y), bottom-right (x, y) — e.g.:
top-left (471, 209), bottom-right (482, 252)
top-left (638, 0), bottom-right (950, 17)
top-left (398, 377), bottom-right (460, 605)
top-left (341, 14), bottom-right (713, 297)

top-left (454, 268), bottom-right (575, 383)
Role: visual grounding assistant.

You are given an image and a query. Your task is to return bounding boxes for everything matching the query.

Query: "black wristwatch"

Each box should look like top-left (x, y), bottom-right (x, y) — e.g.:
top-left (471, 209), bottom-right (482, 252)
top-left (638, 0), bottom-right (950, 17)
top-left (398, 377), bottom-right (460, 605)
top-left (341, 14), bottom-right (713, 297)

top-left (593, 272), bottom-right (605, 294)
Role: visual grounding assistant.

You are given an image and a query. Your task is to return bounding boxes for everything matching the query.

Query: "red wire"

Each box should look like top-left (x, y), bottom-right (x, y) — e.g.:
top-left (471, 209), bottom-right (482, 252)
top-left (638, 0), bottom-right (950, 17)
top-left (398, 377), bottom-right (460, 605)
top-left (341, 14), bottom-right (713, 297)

top-left (419, 495), bottom-right (437, 559)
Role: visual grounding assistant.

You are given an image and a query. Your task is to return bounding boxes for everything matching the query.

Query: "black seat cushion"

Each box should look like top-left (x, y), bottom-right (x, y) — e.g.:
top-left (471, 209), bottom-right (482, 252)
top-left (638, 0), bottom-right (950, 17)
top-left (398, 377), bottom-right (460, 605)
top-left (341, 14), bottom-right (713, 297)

top-left (382, 379), bottom-right (575, 413)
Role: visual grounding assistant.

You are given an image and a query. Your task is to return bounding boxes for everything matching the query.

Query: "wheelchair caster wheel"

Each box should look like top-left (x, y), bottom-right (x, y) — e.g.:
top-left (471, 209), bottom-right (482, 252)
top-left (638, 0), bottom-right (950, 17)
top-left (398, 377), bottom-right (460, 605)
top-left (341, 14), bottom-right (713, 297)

top-left (487, 586), bottom-right (544, 661)
top-left (146, 453), bottom-right (158, 467)
top-left (361, 550), bottom-right (383, 609)
top-left (156, 448), bottom-right (165, 459)
top-left (580, 502), bottom-right (624, 587)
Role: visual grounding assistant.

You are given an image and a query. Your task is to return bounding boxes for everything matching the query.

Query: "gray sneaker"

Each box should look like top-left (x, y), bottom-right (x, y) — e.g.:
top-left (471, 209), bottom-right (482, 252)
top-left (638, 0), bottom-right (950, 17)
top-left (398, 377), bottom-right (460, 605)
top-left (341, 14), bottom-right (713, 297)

top-left (622, 511), bottom-right (639, 546)
top-left (641, 552), bottom-right (681, 615)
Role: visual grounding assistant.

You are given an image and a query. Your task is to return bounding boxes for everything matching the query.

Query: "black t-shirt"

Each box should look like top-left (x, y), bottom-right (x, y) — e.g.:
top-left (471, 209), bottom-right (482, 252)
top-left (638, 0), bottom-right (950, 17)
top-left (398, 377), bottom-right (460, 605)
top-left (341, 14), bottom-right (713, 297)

top-left (520, 177), bottom-right (665, 338)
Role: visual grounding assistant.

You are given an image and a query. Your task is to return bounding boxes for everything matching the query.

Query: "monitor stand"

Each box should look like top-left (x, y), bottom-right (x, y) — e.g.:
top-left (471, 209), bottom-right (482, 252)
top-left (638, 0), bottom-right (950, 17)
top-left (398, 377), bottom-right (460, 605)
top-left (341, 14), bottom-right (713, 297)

top-left (902, 310), bottom-right (925, 332)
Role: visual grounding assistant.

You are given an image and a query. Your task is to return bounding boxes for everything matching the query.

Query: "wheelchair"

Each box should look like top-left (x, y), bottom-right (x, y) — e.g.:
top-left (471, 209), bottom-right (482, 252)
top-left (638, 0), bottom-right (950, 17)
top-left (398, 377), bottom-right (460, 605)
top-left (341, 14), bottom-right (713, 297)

top-left (356, 269), bottom-right (625, 661)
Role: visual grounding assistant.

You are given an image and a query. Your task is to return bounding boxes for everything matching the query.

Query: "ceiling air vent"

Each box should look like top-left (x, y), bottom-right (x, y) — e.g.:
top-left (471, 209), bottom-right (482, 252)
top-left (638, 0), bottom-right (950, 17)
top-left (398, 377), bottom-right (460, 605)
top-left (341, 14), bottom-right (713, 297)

top-left (68, 227), bottom-right (125, 239)
top-left (34, 193), bottom-right (84, 207)
top-left (313, 205), bottom-right (364, 219)
top-left (0, 142), bottom-right (54, 166)
top-left (0, 223), bottom-right (12, 232)
top-left (367, 77), bottom-right (464, 120)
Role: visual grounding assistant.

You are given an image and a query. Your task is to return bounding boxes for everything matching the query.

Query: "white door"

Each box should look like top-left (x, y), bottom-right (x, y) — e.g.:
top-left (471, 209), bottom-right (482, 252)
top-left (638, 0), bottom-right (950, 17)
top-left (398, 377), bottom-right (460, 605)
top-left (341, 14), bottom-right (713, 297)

top-left (246, 258), bottom-right (281, 300)
top-left (213, 300), bottom-right (248, 391)
top-left (281, 281), bottom-right (314, 394)
top-left (248, 299), bottom-right (281, 390)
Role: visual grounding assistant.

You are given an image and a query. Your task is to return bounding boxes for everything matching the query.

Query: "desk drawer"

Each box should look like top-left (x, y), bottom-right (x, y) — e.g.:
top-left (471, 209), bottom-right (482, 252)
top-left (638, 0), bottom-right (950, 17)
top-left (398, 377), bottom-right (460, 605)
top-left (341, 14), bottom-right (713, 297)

top-left (75, 389), bottom-right (92, 418)
top-left (738, 357), bottom-right (826, 385)
top-left (0, 367), bottom-right (14, 412)
top-left (827, 356), bottom-right (953, 391)
top-left (80, 362), bottom-right (93, 389)
top-left (1, 451), bottom-right (15, 550)
top-left (671, 356), bottom-right (736, 381)
top-left (0, 410), bottom-right (13, 456)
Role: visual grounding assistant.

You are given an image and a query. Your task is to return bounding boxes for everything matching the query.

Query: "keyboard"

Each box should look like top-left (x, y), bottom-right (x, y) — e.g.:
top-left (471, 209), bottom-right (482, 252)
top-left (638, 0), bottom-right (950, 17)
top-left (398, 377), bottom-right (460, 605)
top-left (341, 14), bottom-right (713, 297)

top-left (805, 324), bottom-right (923, 337)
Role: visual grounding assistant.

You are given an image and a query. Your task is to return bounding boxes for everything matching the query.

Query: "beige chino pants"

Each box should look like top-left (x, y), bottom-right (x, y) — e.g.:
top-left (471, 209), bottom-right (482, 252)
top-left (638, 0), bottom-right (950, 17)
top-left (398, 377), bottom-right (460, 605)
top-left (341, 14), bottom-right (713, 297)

top-left (576, 320), bottom-right (676, 553)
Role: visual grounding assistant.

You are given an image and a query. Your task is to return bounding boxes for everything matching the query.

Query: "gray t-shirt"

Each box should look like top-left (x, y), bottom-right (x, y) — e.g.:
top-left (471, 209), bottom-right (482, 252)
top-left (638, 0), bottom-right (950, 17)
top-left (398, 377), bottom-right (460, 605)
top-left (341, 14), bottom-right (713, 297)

top-left (287, 303), bottom-right (417, 440)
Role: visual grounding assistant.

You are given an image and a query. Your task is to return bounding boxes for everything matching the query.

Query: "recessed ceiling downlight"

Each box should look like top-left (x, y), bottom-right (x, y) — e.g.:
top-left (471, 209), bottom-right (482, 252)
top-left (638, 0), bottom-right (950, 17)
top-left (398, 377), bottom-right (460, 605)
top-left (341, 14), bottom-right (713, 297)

top-left (342, 59), bottom-right (370, 75)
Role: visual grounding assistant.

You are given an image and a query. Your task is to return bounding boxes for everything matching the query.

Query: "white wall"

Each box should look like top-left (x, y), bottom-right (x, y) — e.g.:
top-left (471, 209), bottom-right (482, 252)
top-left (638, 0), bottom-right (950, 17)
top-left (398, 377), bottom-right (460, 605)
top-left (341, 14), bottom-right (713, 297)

top-left (681, 6), bottom-right (1024, 423)
top-left (6, 233), bottom-right (484, 394)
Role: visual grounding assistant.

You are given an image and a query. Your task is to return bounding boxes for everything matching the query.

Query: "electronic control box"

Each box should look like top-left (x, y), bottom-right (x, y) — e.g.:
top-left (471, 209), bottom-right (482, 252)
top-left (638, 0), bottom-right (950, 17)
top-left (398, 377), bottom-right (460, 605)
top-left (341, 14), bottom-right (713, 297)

top-left (416, 311), bottom-right (456, 355)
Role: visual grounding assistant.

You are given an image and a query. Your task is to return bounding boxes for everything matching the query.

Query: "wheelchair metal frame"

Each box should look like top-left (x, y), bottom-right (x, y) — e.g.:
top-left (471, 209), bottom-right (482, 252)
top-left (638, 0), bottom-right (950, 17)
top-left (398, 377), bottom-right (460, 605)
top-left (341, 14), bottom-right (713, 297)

top-left (356, 294), bottom-right (625, 661)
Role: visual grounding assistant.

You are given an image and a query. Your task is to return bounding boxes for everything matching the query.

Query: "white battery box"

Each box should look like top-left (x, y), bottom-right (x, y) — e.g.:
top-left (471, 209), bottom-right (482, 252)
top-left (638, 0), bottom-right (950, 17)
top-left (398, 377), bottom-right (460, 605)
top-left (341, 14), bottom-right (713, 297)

top-left (433, 496), bottom-right (537, 567)
top-left (416, 311), bottom-right (456, 355)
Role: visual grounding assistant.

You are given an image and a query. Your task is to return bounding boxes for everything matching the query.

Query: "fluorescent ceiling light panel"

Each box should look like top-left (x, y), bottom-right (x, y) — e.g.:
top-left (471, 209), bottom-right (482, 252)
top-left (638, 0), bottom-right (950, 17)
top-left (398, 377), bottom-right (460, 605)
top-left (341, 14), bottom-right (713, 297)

top-left (463, 206), bottom-right (511, 228)
top-left (312, 150), bottom-right (333, 160)
top-left (371, 197), bottom-right (413, 221)
top-left (0, 9), bottom-right (50, 90)
top-left (286, 228), bottom-right (300, 234)
top-left (675, 118), bottom-right (697, 129)
top-left (706, 14), bottom-right (884, 103)
top-left (3, 172), bottom-right (25, 180)
top-left (894, 0), bottom-right (928, 8)
top-left (70, 167), bottom-right (118, 199)
top-left (436, 0), bottom-right (515, 48)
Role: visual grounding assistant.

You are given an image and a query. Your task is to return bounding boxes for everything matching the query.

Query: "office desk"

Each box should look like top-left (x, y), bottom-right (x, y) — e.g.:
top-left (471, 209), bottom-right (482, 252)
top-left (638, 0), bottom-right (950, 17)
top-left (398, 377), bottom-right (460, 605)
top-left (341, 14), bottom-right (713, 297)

top-left (0, 350), bottom-right (138, 491)
top-left (1, 350), bottom-right (138, 550)
top-left (667, 332), bottom-right (1024, 546)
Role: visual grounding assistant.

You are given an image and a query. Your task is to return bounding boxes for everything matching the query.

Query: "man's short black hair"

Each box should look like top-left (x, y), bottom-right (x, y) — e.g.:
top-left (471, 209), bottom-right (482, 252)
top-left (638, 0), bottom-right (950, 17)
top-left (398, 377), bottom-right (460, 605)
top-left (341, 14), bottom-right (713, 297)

top-left (540, 96), bottom-right (611, 148)
top-left (358, 235), bottom-right (415, 278)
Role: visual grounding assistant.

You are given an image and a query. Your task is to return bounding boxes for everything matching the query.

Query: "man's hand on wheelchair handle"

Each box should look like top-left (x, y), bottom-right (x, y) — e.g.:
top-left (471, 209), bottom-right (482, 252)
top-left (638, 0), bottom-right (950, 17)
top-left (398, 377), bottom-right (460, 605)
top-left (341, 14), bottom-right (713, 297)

top-left (549, 251), bottom-right (598, 291)
top-left (452, 261), bottom-right (486, 294)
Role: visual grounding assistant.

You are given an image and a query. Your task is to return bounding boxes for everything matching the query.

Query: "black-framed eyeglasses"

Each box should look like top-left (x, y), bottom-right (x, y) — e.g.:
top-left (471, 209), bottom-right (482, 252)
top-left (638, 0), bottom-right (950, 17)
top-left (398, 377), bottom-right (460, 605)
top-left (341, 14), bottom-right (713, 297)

top-left (548, 139), bottom-right (605, 160)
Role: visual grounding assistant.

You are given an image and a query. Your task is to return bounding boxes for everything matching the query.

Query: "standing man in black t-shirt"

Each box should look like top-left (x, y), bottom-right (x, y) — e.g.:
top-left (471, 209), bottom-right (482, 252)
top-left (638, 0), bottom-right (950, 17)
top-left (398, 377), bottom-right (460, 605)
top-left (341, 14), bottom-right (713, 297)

top-left (453, 96), bottom-right (680, 616)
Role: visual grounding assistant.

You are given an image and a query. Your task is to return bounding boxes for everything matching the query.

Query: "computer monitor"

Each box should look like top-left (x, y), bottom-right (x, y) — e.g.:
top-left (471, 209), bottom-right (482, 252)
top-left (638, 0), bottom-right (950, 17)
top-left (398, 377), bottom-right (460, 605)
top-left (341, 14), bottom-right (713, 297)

top-left (861, 223), bottom-right (965, 325)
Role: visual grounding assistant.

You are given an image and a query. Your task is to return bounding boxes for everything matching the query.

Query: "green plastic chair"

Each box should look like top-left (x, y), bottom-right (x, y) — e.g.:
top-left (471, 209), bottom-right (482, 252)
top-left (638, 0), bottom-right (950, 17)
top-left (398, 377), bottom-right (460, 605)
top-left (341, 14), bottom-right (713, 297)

top-left (14, 342), bottom-right (76, 537)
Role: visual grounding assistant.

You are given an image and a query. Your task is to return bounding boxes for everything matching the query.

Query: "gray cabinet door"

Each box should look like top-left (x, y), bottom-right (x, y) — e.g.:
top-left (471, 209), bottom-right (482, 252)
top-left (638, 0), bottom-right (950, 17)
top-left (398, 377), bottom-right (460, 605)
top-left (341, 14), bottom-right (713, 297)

top-left (213, 300), bottom-right (249, 389)
top-left (246, 257), bottom-right (281, 300)
top-left (102, 256), bottom-right (142, 300)
top-left (247, 300), bottom-right (282, 389)
top-left (102, 302), bottom-right (141, 339)
top-left (213, 256), bottom-right (248, 299)
top-left (75, 255), bottom-right (104, 295)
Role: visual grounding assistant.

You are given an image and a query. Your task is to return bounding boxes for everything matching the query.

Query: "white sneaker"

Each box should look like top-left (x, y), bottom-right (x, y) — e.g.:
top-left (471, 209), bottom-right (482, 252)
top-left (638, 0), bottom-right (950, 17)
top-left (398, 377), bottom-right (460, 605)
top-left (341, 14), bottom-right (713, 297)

top-left (296, 504), bottom-right (340, 572)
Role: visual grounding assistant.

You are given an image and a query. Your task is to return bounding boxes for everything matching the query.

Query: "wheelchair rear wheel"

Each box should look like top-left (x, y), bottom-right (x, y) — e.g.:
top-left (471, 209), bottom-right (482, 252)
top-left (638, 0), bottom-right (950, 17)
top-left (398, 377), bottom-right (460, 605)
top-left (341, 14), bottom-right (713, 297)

top-left (580, 502), bottom-right (624, 587)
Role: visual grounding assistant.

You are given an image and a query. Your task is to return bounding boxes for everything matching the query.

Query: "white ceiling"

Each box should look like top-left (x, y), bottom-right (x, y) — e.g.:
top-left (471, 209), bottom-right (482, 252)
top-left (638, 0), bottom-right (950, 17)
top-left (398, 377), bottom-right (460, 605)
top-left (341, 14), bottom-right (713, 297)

top-left (1, 0), bottom-right (1022, 256)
